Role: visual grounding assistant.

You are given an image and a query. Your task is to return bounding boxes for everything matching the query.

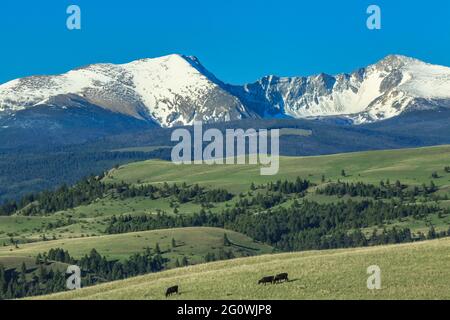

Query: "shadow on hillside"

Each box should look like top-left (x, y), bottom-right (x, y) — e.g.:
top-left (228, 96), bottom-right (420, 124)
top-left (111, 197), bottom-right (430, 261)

top-left (229, 242), bottom-right (259, 251)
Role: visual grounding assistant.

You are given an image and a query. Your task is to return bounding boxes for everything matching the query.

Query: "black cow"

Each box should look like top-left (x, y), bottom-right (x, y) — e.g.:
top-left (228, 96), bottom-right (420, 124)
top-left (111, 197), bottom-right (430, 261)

top-left (165, 285), bottom-right (179, 297)
top-left (258, 276), bottom-right (274, 285)
top-left (273, 273), bottom-right (289, 284)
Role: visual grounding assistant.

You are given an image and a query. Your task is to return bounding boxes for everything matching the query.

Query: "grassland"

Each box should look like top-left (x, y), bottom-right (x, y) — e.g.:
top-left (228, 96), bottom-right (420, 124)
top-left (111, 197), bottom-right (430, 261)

top-left (0, 255), bottom-right (69, 284)
top-left (0, 227), bottom-right (273, 265)
top-left (99, 144), bottom-right (450, 235)
top-left (2, 145), bottom-right (450, 300)
top-left (33, 238), bottom-right (450, 300)
top-left (3, 145), bottom-right (450, 246)
top-left (104, 145), bottom-right (450, 193)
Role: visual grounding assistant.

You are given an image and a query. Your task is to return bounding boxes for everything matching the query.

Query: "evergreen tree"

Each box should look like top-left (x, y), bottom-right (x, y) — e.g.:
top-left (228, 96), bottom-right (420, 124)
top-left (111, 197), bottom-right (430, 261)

top-left (223, 233), bottom-right (231, 246)
top-left (38, 264), bottom-right (47, 281)
top-left (0, 264), bottom-right (5, 294)
top-left (20, 263), bottom-right (27, 283)
top-left (429, 181), bottom-right (437, 193)
top-left (427, 226), bottom-right (437, 239)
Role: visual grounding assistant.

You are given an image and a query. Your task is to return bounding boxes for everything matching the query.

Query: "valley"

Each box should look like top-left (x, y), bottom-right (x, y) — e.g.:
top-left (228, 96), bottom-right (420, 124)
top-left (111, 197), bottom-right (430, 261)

top-left (0, 145), bottom-right (449, 299)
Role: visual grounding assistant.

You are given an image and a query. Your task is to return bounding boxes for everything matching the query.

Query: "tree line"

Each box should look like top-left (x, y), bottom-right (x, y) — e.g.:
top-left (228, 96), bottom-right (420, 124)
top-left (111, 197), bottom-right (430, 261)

top-left (105, 196), bottom-right (449, 251)
top-left (0, 242), bottom-right (246, 300)
top-left (0, 247), bottom-right (166, 300)
top-left (0, 176), bottom-right (233, 216)
top-left (316, 180), bottom-right (438, 200)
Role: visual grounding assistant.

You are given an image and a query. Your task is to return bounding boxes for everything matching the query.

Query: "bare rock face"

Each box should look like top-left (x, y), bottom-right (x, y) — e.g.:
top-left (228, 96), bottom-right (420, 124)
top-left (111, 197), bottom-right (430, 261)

top-left (231, 55), bottom-right (450, 123)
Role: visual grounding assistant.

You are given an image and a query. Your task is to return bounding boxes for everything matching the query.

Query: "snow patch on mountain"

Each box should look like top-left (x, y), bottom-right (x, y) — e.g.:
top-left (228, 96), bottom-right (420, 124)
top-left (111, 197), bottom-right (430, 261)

top-left (1, 54), bottom-right (450, 127)
top-left (0, 54), bottom-right (248, 127)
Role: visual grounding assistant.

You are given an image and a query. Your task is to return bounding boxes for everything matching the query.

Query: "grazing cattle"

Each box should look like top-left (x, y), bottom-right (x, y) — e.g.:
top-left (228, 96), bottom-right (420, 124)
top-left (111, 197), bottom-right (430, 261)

top-left (165, 285), bottom-right (179, 297)
top-left (273, 273), bottom-right (289, 284)
top-left (258, 276), bottom-right (274, 285)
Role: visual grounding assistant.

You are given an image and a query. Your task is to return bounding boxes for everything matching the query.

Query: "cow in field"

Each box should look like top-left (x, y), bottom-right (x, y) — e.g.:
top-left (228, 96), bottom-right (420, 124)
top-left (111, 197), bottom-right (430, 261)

top-left (273, 273), bottom-right (289, 284)
top-left (165, 285), bottom-right (179, 297)
top-left (258, 276), bottom-right (274, 285)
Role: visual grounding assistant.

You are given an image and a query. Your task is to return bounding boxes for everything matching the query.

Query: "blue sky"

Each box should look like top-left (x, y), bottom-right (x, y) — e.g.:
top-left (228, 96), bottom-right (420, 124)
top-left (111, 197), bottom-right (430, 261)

top-left (1, 0), bottom-right (450, 84)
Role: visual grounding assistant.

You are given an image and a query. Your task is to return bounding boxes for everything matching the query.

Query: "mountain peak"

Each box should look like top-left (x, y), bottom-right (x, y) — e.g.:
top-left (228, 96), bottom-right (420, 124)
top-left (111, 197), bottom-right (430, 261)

top-left (0, 53), bottom-right (248, 126)
top-left (128, 54), bottom-right (194, 69)
top-left (382, 54), bottom-right (414, 61)
top-left (375, 54), bottom-right (423, 69)
top-left (1, 54), bottom-right (450, 129)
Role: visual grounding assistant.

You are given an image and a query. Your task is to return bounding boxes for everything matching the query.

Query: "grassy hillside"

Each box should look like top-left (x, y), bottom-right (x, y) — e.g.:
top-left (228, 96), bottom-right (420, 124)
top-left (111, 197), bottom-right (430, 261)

top-left (2, 145), bottom-right (450, 300)
top-left (0, 257), bottom-right (68, 280)
top-left (33, 238), bottom-right (450, 300)
top-left (105, 145), bottom-right (450, 193)
top-left (99, 145), bottom-right (450, 236)
top-left (0, 227), bottom-right (273, 265)
top-left (3, 145), bottom-right (450, 244)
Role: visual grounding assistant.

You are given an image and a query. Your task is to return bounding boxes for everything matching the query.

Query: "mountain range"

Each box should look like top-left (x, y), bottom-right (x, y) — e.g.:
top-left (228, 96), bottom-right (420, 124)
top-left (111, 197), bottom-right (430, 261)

top-left (2, 54), bottom-right (450, 132)
top-left (2, 54), bottom-right (450, 201)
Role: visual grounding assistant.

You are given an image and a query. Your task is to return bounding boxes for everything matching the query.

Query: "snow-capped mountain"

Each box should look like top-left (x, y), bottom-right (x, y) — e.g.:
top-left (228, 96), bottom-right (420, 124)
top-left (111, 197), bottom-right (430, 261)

top-left (1, 54), bottom-right (450, 128)
top-left (0, 54), bottom-right (249, 127)
top-left (228, 55), bottom-right (450, 124)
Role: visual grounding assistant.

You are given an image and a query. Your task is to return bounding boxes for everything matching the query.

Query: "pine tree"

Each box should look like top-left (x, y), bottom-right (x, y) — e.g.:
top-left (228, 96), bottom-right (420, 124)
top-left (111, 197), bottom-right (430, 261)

top-left (35, 253), bottom-right (42, 265)
top-left (427, 226), bottom-right (437, 239)
top-left (341, 170), bottom-right (346, 177)
top-left (38, 264), bottom-right (47, 281)
top-left (171, 238), bottom-right (176, 248)
top-left (181, 256), bottom-right (189, 267)
top-left (429, 181), bottom-right (437, 193)
top-left (155, 243), bottom-right (161, 254)
top-left (20, 263), bottom-right (27, 283)
top-left (0, 264), bottom-right (5, 294)
top-left (223, 233), bottom-right (231, 246)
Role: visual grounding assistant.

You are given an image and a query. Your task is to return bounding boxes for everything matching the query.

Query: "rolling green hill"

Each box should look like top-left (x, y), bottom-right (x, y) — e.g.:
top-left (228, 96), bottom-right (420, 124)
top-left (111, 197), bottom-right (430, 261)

top-left (0, 257), bottom-right (68, 280)
top-left (33, 238), bottom-right (450, 300)
top-left (2, 145), bottom-right (450, 300)
top-left (2, 145), bottom-right (450, 248)
top-left (105, 145), bottom-right (450, 193)
top-left (0, 227), bottom-right (273, 266)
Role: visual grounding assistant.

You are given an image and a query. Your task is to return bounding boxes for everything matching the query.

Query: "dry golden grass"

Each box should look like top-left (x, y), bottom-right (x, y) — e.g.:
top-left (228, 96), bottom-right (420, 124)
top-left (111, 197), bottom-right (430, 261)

top-left (32, 238), bottom-right (450, 300)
